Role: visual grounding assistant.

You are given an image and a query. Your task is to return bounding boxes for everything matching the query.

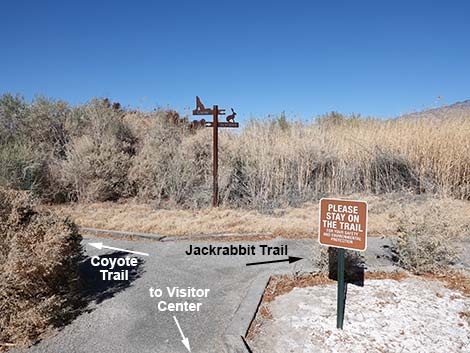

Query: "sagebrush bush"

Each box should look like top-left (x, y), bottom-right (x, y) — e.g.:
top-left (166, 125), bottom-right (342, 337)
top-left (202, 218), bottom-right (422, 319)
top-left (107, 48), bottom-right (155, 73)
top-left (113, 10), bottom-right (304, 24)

top-left (0, 141), bottom-right (40, 191)
top-left (0, 187), bottom-right (83, 347)
top-left (0, 93), bottom-right (30, 144)
top-left (55, 136), bottom-right (132, 201)
top-left (51, 99), bottom-right (136, 201)
top-left (393, 205), bottom-right (461, 274)
top-left (129, 112), bottom-right (212, 207)
top-left (0, 95), bottom-right (68, 198)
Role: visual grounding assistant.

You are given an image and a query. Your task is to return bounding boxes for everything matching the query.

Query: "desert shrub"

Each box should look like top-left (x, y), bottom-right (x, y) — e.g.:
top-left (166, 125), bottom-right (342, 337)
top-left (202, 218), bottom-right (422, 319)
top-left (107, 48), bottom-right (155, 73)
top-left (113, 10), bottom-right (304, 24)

top-left (0, 94), bottom-right (69, 155)
top-left (1, 92), bottom-right (469, 206)
top-left (0, 141), bottom-right (42, 191)
top-left (128, 110), bottom-right (186, 202)
top-left (55, 136), bottom-right (132, 201)
top-left (52, 99), bottom-right (136, 201)
top-left (22, 96), bottom-right (69, 155)
top-left (393, 205), bottom-right (461, 274)
top-left (0, 187), bottom-right (83, 347)
top-left (0, 95), bottom-right (68, 198)
top-left (64, 98), bottom-right (134, 146)
top-left (129, 112), bottom-right (212, 207)
top-left (0, 95), bottom-right (69, 200)
top-left (0, 95), bottom-right (137, 202)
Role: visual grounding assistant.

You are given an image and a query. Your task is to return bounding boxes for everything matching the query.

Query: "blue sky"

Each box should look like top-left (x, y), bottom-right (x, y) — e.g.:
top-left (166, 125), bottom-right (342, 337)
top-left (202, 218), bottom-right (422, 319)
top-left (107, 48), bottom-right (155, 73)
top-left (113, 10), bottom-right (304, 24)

top-left (1, 0), bottom-right (469, 120)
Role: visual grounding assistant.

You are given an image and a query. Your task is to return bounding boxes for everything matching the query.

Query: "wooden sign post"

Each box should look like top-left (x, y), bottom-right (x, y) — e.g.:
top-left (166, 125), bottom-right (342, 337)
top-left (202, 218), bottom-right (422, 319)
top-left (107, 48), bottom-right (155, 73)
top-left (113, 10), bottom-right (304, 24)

top-left (192, 97), bottom-right (239, 207)
top-left (318, 198), bottom-right (368, 329)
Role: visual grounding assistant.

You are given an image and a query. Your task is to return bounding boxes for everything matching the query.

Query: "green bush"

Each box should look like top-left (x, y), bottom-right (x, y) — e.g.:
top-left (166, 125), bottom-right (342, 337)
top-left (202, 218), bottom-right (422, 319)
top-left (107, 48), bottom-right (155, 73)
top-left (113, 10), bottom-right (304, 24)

top-left (0, 93), bottom-right (28, 143)
top-left (0, 141), bottom-right (40, 190)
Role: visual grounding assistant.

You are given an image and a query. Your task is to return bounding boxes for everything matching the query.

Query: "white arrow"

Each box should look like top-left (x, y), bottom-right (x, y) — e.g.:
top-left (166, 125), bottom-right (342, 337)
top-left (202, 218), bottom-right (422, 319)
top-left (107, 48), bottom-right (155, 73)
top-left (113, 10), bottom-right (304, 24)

top-left (88, 242), bottom-right (149, 256)
top-left (173, 316), bottom-right (191, 352)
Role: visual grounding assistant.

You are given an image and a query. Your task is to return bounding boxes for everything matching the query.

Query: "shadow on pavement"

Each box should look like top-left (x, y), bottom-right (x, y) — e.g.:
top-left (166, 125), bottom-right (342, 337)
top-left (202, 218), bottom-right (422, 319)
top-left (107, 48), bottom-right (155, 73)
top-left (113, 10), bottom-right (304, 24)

top-left (79, 251), bottom-right (145, 305)
top-left (38, 252), bottom-right (145, 339)
top-left (327, 247), bottom-right (365, 286)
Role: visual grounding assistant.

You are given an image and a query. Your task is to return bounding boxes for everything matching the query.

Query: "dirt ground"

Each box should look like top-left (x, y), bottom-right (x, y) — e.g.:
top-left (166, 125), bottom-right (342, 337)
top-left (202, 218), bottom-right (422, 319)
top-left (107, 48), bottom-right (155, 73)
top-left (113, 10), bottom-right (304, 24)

top-left (248, 275), bottom-right (470, 353)
top-left (46, 193), bottom-right (470, 238)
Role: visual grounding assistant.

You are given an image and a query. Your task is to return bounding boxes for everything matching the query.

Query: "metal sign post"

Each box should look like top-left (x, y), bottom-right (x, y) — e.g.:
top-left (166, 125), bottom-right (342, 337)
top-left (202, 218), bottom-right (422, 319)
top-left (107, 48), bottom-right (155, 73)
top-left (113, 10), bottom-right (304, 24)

top-left (192, 97), bottom-right (239, 207)
top-left (337, 247), bottom-right (345, 329)
top-left (318, 198), bottom-right (368, 330)
top-left (212, 105), bottom-right (219, 207)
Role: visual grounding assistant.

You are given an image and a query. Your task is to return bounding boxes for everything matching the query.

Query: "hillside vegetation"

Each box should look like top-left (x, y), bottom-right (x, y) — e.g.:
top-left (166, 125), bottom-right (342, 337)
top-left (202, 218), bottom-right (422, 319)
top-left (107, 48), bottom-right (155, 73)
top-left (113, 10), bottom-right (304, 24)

top-left (0, 94), bottom-right (469, 209)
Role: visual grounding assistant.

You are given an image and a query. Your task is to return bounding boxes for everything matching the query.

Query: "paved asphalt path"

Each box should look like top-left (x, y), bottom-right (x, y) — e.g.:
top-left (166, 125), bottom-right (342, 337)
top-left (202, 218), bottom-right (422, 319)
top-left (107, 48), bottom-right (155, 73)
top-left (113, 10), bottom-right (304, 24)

top-left (14, 236), bottom-right (469, 353)
top-left (14, 236), bottom-right (315, 353)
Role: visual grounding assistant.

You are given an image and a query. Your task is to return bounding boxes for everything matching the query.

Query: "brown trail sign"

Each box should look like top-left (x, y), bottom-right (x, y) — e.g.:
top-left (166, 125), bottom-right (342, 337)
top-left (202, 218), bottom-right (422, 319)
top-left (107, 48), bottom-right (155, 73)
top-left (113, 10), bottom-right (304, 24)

top-left (192, 96), bottom-right (239, 207)
top-left (318, 198), bottom-right (368, 330)
top-left (319, 198), bottom-right (368, 251)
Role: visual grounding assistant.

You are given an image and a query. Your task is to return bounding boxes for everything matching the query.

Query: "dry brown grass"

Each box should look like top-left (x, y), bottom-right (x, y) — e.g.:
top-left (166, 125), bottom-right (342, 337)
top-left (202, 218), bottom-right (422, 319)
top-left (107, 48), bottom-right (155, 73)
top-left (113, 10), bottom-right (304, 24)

top-left (221, 115), bottom-right (470, 208)
top-left (48, 193), bottom-right (470, 238)
top-left (120, 113), bottom-right (470, 208)
top-left (424, 270), bottom-right (470, 297)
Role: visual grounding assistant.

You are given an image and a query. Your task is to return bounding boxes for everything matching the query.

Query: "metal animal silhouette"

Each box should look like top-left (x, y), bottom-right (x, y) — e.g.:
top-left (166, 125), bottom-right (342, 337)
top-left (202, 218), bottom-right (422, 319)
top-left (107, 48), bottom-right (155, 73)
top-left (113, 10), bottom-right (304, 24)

top-left (226, 108), bottom-right (237, 122)
top-left (195, 96), bottom-right (211, 113)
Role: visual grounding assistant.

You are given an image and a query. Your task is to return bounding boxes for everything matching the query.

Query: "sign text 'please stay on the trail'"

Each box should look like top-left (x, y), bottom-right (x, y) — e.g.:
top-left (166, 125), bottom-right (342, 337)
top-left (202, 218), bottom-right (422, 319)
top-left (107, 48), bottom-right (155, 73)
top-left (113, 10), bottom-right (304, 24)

top-left (319, 198), bottom-right (368, 251)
